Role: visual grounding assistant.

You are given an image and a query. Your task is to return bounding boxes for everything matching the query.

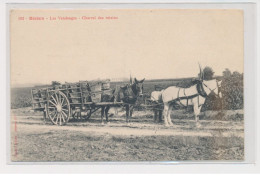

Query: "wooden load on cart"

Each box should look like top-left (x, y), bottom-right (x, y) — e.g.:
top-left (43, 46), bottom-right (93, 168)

top-left (31, 80), bottom-right (122, 126)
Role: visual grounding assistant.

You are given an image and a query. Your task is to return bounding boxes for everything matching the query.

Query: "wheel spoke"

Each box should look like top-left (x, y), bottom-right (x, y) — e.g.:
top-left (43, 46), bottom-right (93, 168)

top-left (61, 113), bottom-right (66, 122)
top-left (52, 112), bottom-right (57, 121)
top-left (61, 111), bottom-right (68, 118)
top-left (58, 93), bottom-right (62, 104)
top-left (49, 100), bottom-right (57, 107)
top-left (49, 102), bottom-right (56, 107)
top-left (59, 114), bottom-right (62, 125)
top-left (51, 95), bottom-right (58, 105)
top-left (49, 114), bottom-right (56, 121)
top-left (61, 97), bottom-right (65, 106)
top-left (49, 109), bottom-right (56, 114)
top-left (55, 113), bottom-right (60, 124)
top-left (55, 93), bottom-right (59, 104)
top-left (49, 110), bottom-right (56, 116)
top-left (59, 113), bottom-right (62, 125)
top-left (62, 108), bottom-right (68, 112)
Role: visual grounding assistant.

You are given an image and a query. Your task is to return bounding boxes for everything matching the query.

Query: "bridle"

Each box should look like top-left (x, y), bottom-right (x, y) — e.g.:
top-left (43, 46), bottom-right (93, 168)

top-left (134, 83), bottom-right (144, 96)
top-left (201, 80), bottom-right (221, 98)
top-left (128, 82), bottom-right (144, 98)
top-left (197, 64), bottom-right (222, 99)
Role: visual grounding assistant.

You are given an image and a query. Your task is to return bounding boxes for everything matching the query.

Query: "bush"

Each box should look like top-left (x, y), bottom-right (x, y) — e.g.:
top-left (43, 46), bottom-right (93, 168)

top-left (203, 94), bottom-right (223, 111)
top-left (203, 69), bottom-right (243, 111)
top-left (221, 70), bottom-right (243, 110)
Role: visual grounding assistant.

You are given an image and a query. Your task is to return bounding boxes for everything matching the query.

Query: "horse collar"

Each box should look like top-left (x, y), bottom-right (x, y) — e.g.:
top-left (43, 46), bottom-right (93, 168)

top-left (196, 82), bottom-right (207, 97)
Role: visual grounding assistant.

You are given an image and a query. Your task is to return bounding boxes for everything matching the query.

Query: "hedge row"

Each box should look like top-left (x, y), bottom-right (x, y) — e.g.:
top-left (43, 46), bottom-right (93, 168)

top-left (204, 70), bottom-right (243, 111)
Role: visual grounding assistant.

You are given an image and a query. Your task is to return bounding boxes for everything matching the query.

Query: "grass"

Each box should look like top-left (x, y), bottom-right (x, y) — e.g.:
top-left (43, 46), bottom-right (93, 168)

top-left (10, 107), bottom-right (244, 162)
top-left (11, 87), bottom-right (32, 109)
top-left (12, 129), bottom-right (244, 162)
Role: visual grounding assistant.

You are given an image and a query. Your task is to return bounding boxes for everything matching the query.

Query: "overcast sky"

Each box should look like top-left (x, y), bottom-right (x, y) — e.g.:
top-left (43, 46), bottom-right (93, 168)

top-left (10, 9), bottom-right (243, 86)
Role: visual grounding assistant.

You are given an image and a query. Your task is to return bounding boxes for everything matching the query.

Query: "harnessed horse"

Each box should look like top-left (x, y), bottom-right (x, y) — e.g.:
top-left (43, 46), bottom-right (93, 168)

top-left (161, 66), bottom-right (222, 127)
top-left (101, 78), bottom-right (145, 124)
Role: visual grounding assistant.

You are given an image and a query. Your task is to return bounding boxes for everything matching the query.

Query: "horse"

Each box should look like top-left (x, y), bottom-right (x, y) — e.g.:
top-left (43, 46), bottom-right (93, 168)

top-left (161, 67), bottom-right (222, 127)
top-left (101, 78), bottom-right (145, 124)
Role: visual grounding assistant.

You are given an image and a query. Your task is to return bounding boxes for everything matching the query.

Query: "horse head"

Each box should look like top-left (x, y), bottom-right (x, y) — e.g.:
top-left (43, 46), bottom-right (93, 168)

top-left (198, 64), bottom-right (222, 98)
top-left (132, 78), bottom-right (145, 96)
top-left (201, 79), bottom-right (222, 98)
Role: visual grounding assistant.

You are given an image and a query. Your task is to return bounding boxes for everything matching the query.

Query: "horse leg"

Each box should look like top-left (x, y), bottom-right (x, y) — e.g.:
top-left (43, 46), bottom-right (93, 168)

top-left (163, 103), bottom-right (170, 126)
top-left (126, 104), bottom-right (130, 123)
top-left (193, 104), bottom-right (201, 127)
top-left (159, 109), bottom-right (163, 122)
top-left (168, 105), bottom-right (174, 126)
top-left (105, 106), bottom-right (110, 124)
top-left (154, 109), bottom-right (158, 122)
top-left (130, 105), bottom-right (134, 117)
top-left (101, 107), bottom-right (105, 124)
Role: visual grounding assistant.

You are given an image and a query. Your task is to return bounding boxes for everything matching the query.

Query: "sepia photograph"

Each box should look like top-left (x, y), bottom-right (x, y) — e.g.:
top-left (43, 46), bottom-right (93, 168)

top-left (10, 9), bottom-right (244, 162)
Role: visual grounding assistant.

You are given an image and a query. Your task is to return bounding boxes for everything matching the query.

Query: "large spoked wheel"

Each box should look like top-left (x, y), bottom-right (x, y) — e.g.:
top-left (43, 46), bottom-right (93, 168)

top-left (72, 108), bottom-right (92, 121)
top-left (46, 91), bottom-right (71, 125)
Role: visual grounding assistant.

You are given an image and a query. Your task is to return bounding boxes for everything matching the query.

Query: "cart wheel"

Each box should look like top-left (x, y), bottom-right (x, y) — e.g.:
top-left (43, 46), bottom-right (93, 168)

top-left (47, 91), bottom-right (70, 125)
top-left (72, 108), bottom-right (91, 121)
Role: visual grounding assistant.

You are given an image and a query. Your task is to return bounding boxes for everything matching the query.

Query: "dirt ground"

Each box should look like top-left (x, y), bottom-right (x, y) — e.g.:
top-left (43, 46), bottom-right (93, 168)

top-left (10, 108), bottom-right (244, 162)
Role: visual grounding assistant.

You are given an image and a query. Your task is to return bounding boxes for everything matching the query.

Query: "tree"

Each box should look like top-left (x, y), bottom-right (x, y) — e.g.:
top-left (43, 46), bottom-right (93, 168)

top-left (232, 71), bottom-right (242, 78)
top-left (203, 66), bottom-right (214, 80)
top-left (221, 69), bottom-right (243, 110)
top-left (223, 68), bottom-right (232, 78)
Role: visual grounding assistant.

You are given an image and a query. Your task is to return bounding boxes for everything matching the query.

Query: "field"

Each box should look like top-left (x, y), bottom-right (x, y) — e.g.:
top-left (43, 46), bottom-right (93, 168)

top-left (10, 79), bottom-right (244, 162)
top-left (11, 107), bottom-right (244, 162)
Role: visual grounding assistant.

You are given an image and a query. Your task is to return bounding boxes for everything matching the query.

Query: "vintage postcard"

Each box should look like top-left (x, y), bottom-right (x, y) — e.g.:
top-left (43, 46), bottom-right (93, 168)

top-left (10, 9), bottom-right (244, 162)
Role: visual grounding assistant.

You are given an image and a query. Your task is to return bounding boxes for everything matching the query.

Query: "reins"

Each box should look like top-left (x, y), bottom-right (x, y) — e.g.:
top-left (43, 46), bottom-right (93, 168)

top-left (201, 81), bottom-right (222, 99)
top-left (174, 81), bottom-right (209, 109)
top-left (202, 82), bottom-right (216, 94)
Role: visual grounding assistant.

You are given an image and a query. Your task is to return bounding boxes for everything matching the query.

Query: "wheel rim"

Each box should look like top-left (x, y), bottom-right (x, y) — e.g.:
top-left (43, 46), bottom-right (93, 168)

top-left (47, 91), bottom-right (70, 125)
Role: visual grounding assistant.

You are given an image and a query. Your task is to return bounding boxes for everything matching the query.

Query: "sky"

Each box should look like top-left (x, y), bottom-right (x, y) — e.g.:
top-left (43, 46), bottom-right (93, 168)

top-left (10, 9), bottom-right (243, 86)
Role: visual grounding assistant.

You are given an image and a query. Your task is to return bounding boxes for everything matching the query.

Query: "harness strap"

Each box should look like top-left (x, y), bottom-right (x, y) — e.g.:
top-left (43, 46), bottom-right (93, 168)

top-left (178, 94), bottom-right (199, 100)
top-left (177, 87), bottom-right (199, 107)
top-left (177, 88), bottom-right (186, 107)
top-left (203, 82), bottom-right (217, 94)
top-left (183, 88), bottom-right (189, 108)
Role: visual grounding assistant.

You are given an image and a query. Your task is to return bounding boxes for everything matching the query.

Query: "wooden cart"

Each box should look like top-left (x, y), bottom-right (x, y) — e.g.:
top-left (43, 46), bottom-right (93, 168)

top-left (31, 80), bottom-right (123, 125)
